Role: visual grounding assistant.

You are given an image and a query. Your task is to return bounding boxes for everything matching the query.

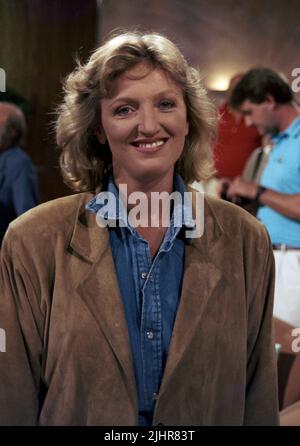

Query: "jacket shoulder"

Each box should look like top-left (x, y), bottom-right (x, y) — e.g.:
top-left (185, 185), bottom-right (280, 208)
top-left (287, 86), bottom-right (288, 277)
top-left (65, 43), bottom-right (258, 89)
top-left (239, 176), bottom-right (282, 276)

top-left (203, 193), bottom-right (269, 241)
top-left (6, 192), bottom-right (92, 241)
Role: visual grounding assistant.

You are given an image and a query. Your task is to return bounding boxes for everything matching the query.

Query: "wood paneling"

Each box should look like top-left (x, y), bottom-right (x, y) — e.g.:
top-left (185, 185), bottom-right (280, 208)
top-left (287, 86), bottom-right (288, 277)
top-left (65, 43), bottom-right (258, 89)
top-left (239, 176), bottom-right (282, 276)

top-left (0, 0), bottom-right (97, 201)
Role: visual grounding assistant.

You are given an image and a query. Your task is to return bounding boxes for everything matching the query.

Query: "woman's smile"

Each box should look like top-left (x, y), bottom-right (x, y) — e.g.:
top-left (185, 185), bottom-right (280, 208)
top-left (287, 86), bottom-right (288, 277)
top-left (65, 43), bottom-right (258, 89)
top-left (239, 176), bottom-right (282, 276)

top-left (131, 137), bottom-right (169, 153)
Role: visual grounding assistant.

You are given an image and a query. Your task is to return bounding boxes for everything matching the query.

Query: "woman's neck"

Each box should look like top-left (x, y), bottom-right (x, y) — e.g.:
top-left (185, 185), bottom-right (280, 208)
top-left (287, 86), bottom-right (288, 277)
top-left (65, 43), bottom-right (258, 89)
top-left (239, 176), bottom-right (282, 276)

top-left (113, 169), bottom-right (175, 231)
top-left (113, 171), bottom-right (174, 209)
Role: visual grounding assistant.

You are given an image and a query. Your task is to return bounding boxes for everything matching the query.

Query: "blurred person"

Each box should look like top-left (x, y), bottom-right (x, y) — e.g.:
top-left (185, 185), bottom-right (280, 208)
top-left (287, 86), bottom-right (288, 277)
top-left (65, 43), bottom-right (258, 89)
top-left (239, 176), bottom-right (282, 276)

top-left (213, 73), bottom-right (261, 189)
top-left (0, 102), bottom-right (38, 246)
top-left (227, 67), bottom-right (300, 328)
top-left (228, 133), bottom-right (273, 216)
top-left (241, 133), bottom-right (273, 186)
top-left (0, 32), bottom-right (278, 426)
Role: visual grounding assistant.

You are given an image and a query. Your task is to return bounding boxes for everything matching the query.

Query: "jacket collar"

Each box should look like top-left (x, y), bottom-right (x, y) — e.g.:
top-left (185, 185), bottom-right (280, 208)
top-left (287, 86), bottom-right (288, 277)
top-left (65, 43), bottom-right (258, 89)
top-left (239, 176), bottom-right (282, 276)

top-left (69, 191), bottom-right (109, 263)
top-left (69, 186), bottom-right (224, 260)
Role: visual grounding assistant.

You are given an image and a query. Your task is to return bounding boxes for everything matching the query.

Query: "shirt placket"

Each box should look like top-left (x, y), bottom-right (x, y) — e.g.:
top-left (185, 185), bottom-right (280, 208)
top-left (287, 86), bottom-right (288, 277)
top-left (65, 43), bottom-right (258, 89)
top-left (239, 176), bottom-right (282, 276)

top-left (132, 234), bottom-right (162, 413)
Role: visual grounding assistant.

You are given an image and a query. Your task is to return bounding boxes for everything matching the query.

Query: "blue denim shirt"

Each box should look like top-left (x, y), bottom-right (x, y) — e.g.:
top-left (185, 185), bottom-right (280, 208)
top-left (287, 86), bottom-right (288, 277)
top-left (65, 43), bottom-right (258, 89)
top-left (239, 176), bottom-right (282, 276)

top-left (0, 146), bottom-right (38, 245)
top-left (86, 174), bottom-right (195, 425)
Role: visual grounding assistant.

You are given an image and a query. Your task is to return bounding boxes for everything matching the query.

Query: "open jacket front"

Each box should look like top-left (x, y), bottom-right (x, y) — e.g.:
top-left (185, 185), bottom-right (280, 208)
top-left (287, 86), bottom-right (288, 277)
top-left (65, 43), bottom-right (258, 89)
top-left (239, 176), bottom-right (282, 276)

top-left (0, 188), bottom-right (279, 425)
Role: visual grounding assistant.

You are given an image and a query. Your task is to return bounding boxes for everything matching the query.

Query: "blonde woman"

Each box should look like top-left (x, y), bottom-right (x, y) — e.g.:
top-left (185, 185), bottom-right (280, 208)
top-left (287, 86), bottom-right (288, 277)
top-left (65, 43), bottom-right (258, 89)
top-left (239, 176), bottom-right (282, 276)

top-left (0, 31), bottom-right (278, 426)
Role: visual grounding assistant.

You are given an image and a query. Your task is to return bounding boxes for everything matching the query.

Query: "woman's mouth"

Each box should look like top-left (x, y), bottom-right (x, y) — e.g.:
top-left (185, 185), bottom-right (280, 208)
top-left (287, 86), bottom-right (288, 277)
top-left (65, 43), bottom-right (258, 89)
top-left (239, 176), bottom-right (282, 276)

top-left (131, 138), bottom-right (168, 153)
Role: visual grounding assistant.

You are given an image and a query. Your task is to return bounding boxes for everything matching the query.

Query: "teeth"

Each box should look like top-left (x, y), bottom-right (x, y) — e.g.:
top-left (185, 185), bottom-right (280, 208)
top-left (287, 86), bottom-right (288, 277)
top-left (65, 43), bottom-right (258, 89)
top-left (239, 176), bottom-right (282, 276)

top-left (138, 140), bottom-right (165, 148)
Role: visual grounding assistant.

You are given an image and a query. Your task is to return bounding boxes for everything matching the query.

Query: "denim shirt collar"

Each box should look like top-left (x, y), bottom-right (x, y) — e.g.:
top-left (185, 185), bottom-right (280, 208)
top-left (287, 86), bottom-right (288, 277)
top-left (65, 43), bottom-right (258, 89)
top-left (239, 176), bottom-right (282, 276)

top-left (86, 174), bottom-right (195, 242)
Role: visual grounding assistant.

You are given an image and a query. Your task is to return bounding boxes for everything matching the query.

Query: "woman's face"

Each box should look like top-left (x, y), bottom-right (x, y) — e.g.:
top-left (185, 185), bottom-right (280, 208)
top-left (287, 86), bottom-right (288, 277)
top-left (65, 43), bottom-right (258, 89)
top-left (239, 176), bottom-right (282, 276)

top-left (99, 62), bottom-right (189, 186)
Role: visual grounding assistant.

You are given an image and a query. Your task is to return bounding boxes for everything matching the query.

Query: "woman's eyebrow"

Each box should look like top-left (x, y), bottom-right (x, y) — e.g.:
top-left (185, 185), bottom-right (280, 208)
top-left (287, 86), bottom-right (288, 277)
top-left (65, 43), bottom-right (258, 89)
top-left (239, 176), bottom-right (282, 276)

top-left (108, 97), bottom-right (137, 107)
top-left (108, 89), bottom-right (181, 107)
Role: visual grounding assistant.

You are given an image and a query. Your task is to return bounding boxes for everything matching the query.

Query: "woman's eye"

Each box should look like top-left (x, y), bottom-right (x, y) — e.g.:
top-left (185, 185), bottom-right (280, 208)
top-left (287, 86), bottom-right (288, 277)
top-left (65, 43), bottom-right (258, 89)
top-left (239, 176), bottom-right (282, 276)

top-left (159, 100), bottom-right (176, 110)
top-left (114, 106), bottom-right (133, 116)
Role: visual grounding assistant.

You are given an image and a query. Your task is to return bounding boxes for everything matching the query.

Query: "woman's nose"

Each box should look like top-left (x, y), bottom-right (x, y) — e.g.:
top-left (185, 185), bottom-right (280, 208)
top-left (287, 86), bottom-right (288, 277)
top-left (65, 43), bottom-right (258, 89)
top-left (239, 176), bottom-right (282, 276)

top-left (138, 107), bottom-right (160, 135)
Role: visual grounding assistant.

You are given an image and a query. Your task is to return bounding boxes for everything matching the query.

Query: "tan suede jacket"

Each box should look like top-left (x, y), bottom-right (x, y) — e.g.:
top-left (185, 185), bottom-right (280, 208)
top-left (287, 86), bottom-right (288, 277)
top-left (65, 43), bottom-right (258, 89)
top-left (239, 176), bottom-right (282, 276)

top-left (0, 190), bottom-right (279, 425)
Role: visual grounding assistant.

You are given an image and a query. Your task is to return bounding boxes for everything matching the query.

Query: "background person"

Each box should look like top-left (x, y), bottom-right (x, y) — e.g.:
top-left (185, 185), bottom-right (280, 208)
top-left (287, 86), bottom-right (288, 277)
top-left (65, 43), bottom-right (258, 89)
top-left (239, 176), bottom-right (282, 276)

top-left (227, 67), bottom-right (300, 329)
top-left (0, 102), bottom-right (38, 246)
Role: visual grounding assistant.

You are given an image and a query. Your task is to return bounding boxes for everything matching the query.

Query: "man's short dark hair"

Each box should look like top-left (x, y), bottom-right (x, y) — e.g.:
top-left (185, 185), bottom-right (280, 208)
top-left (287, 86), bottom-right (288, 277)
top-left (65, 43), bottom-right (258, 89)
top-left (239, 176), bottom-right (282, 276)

top-left (230, 67), bottom-right (293, 109)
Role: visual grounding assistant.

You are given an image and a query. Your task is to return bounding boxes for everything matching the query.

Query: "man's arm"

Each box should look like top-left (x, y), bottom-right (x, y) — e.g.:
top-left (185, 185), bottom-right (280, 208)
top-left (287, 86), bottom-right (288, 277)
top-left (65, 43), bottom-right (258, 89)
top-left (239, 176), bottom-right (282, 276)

top-left (227, 177), bottom-right (300, 220)
top-left (12, 159), bottom-right (38, 216)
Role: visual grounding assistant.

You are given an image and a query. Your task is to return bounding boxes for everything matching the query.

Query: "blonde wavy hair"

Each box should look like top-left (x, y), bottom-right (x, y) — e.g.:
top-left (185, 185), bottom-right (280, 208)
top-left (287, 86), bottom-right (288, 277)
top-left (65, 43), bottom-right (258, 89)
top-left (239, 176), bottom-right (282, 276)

top-left (56, 30), bottom-right (217, 192)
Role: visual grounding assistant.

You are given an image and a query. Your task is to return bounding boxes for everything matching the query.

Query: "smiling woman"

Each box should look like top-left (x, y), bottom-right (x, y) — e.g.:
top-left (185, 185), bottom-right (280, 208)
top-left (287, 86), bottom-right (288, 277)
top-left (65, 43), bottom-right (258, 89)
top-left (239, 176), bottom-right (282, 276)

top-left (56, 31), bottom-right (216, 192)
top-left (0, 30), bottom-right (279, 426)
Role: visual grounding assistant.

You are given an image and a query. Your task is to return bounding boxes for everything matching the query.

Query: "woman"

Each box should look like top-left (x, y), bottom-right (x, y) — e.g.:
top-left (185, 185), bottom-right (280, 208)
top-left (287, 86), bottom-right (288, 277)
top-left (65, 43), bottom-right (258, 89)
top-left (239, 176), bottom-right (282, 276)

top-left (0, 31), bottom-right (278, 426)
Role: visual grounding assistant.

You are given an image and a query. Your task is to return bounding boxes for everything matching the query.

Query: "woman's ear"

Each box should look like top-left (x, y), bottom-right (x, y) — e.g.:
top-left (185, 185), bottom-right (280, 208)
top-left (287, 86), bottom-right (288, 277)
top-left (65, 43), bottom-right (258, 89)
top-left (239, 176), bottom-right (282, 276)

top-left (94, 127), bottom-right (107, 145)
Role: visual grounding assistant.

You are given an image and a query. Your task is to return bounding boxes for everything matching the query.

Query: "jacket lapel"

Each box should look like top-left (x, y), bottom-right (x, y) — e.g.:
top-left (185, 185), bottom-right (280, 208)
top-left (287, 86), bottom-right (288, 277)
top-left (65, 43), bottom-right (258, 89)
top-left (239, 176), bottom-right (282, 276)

top-left (69, 194), bottom-right (137, 408)
top-left (159, 193), bottom-right (224, 396)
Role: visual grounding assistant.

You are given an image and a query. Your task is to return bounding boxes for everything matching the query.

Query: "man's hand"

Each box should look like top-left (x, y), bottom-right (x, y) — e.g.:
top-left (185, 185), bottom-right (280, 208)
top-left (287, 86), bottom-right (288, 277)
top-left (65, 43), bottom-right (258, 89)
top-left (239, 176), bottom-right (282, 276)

top-left (227, 178), bottom-right (300, 220)
top-left (226, 177), bottom-right (258, 202)
top-left (217, 177), bottom-right (232, 199)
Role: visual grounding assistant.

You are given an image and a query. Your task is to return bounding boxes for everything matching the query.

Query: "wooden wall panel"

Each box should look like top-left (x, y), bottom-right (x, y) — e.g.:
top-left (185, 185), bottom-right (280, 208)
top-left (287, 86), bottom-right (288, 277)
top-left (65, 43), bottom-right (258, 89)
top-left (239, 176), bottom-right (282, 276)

top-left (0, 0), bottom-right (97, 201)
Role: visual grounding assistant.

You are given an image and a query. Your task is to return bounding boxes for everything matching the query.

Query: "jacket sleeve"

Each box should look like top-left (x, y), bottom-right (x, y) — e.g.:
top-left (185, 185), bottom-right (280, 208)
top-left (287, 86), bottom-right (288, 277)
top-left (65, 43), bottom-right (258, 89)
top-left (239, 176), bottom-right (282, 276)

top-left (244, 227), bottom-right (279, 425)
top-left (0, 226), bottom-right (44, 425)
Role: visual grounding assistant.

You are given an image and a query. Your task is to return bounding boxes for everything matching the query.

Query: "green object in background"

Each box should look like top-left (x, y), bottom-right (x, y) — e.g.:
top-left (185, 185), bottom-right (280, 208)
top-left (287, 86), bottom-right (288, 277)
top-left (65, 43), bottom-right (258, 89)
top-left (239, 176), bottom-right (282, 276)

top-left (275, 343), bottom-right (282, 357)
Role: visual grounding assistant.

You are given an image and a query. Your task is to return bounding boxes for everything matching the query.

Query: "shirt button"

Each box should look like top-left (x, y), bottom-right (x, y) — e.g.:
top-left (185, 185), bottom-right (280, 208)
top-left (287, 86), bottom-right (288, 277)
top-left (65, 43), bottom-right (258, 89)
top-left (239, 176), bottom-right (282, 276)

top-left (146, 331), bottom-right (154, 340)
top-left (141, 272), bottom-right (147, 279)
top-left (152, 392), bottom-right (159, 400)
